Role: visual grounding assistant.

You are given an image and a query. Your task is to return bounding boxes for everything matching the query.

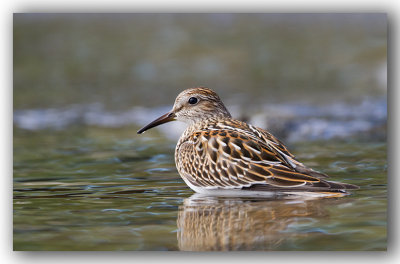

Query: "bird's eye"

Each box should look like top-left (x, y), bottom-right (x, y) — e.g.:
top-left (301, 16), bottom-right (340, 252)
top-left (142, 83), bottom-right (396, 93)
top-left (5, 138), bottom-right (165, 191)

top-left (188, 97), bottom-right (198, 105)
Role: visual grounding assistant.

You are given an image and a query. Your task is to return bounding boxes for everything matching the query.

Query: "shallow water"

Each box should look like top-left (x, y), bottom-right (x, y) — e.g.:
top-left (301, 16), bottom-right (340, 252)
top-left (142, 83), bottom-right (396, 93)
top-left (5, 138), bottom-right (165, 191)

top-left (13, 126), bottom-right (386, 251)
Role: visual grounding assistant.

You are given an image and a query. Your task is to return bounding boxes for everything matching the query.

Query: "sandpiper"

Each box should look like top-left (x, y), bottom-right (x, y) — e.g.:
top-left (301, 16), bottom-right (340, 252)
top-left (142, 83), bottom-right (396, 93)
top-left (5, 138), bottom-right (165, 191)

top-left (137, 87), bottom-right (358, 197)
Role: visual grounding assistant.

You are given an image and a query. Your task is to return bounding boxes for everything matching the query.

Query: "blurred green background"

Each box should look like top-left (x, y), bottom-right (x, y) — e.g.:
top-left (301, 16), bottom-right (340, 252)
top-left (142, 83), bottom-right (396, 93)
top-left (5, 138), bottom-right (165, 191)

top-left (14, 13), bottom-right (387, 111)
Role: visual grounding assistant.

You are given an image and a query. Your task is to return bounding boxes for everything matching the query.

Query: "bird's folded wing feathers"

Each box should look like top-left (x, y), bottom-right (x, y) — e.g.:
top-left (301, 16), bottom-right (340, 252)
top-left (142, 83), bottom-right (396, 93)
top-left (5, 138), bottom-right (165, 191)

top-left (253, 126), bottom-right (329, 179)
top-left (177, 129), bottom-right (328, 190)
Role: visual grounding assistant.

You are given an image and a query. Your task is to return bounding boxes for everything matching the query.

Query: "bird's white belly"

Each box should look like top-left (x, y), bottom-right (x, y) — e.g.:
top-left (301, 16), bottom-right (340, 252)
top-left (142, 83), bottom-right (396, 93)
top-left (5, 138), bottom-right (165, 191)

top-left (180, 175), bottom-right (345, 198)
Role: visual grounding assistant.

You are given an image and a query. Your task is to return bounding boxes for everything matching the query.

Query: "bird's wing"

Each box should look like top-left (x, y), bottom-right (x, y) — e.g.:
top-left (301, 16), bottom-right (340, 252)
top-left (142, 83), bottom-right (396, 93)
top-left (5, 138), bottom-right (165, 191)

top-left (250, 126), bottom-right (329, 179)
top-left (177, 129), bottom-right (339, 191)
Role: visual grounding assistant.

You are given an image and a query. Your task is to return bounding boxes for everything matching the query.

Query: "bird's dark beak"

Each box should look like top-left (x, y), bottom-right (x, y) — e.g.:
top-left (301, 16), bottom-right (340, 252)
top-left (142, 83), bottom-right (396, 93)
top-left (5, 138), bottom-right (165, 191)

top-left (137, 112), bottom-right (176, 134)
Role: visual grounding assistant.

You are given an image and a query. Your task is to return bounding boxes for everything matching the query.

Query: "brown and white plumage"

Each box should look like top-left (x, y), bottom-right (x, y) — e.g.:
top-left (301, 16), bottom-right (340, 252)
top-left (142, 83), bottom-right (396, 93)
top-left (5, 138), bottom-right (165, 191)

top-left (138, 87), bottom-right (358, 197)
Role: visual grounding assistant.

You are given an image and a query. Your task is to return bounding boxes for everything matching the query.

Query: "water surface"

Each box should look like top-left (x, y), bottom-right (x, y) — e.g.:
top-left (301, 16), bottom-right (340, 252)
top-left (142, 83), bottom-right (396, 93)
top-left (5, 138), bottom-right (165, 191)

top-left (13, 126), bottom-right (387, 251)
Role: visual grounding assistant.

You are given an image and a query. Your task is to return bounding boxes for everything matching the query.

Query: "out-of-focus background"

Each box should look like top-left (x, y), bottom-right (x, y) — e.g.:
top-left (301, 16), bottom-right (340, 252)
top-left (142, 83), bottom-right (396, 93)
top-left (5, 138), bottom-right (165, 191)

top-left (13, 14), bottom-right (387, 251)
top-left (14, 13), bottom-right (386, 142)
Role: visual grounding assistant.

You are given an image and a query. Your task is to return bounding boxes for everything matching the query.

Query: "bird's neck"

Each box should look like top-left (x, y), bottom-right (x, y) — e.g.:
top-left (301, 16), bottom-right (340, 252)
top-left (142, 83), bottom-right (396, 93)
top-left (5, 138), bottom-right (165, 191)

top-left (179, 116), bottom-right (230, 140)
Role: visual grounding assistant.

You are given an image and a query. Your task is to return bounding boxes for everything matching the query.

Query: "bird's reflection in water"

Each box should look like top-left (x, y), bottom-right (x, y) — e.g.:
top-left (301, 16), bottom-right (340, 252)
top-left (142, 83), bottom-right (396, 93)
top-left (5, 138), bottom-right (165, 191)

top-left (177, 194), bottom-right (347, 251)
